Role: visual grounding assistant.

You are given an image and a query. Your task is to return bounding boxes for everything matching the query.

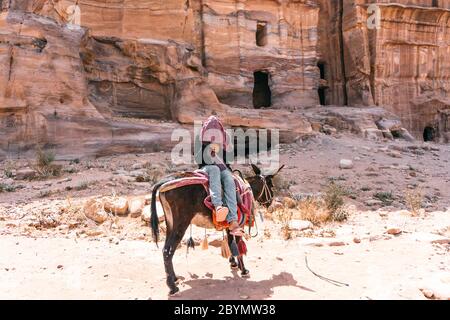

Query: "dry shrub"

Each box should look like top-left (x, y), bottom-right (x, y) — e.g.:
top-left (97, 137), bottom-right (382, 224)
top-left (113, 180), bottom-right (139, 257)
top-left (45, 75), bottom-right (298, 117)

top-left (34, 147), bottom-right (62, 179)
top-left (139, 164), bottom-right (166, 184)
top-left (36, 147), bottom-right (55, 168)
top-left (274, 207), bottom-right (293, 240)
top-left (404, 188), bottom-right (423, 216)
top-left (324, 182), bottom-right (346, 213)
top-left (297, 182), bottom-right (349, 225)
top-left (3, 160), bottom-right (15, 178)
top-left (298, 196), bottom-right (330, 225)
top-left (263, 228), bottom-right (272, 239)
top-left (324, 182), bottom-right (349, 222)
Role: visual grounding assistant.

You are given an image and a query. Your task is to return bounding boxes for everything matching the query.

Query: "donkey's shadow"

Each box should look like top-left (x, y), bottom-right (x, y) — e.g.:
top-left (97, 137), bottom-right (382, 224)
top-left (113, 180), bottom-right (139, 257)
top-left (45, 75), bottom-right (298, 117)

top-left (169, 271), bottom-right (315, 300)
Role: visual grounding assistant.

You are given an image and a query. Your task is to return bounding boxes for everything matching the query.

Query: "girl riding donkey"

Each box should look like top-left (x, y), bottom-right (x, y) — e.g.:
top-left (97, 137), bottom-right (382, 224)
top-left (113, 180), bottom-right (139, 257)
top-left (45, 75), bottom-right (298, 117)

top-left (195, 115), bottom-right (242, 235)
top-left (150, 115), bottom-right (284, 295)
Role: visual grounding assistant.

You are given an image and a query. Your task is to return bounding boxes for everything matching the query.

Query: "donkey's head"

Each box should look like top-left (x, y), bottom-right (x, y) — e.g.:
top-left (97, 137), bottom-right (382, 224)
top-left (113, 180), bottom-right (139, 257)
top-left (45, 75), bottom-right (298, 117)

top-left (246, 164), bottom-right (285, 208)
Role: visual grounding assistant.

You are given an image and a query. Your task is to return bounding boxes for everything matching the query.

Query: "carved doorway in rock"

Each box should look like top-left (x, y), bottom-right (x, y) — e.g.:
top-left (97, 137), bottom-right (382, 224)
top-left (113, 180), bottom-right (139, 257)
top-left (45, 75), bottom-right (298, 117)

top-left (317, 61), bottom-right (327, 105)
top-left (256, 21), bottom-right (268, 47)
top-left (423, 126), bottom-right (436, 142)
top-left (253, 71), bottom-right (271, 108)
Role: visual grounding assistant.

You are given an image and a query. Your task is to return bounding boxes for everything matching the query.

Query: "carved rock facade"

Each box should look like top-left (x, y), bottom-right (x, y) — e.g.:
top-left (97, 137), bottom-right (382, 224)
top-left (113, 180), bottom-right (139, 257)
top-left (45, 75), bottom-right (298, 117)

top-left (1, 0), bottom-right (449, 158)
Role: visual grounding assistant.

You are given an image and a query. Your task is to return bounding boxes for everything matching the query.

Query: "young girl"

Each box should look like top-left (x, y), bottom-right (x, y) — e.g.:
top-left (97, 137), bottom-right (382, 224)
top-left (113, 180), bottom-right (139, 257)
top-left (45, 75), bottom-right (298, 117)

top-left (195, 116), bottom-right (240, 232)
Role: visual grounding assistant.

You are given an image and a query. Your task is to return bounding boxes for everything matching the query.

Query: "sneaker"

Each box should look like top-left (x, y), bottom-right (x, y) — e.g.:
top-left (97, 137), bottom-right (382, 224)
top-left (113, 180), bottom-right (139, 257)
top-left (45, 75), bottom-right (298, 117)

top-left (215, 206), bottom-right (229, 222)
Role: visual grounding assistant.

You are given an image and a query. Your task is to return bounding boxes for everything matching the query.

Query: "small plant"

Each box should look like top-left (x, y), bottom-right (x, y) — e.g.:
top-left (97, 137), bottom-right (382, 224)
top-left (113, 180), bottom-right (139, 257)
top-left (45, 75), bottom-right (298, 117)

top-left (64, 167), bottom-right (78, 174)
top-left (274, 208), bottom-right (293, 240)
top-left (139, 165), bottom-right (166, 184)
top-left (4, 170), bottom-right (13, 178)
top-left (36, 147), bottom-right (55, 168)
top-left (330, 206), bottom-right (348, 222)
top-left (3, 160), bottom-right (15, 178)
top-left (404, 188), bottom-right (423, 216)
top-left (39, 190), bottom-right (53, 198)
top-left (263, 228), bottom-right (272, 239)
top-left (34, 147), bottom-right (61, 179)
top-left (374, 191), bottom-right (394, 206)
top-left (0, 183), bottom-right (16, 193)
top-left (324, 182), bottom-right (347, 214)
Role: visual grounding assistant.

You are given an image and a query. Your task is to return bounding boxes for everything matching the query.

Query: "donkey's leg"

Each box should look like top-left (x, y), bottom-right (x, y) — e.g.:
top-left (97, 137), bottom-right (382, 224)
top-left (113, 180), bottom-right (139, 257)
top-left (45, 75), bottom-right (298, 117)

top-left (163, 230), bottom-right (187, 295)
top-left (234, 235), bottom-right (250, 278)
top-left (160, 193), bottom-right (192, 295)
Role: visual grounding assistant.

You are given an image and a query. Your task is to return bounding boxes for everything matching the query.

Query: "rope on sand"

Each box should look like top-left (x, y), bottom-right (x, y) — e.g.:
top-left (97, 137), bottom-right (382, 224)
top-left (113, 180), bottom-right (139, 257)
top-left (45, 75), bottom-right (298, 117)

top-left (305, 255), bottom-right (350, 287)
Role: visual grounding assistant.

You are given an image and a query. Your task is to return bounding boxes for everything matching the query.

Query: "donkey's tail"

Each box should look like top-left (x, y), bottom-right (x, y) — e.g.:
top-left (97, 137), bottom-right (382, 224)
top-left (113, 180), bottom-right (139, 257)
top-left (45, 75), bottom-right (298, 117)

top-left (150, 180), bottom-right (166, 244)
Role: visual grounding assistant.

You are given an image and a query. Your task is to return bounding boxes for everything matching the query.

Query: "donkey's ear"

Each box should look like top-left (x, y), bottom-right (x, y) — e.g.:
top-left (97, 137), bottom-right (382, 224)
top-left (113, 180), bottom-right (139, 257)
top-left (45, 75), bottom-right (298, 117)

top-left (271, 165), bottom-right (285, 177)
top-left (251, 164), bottom-right (261, 175)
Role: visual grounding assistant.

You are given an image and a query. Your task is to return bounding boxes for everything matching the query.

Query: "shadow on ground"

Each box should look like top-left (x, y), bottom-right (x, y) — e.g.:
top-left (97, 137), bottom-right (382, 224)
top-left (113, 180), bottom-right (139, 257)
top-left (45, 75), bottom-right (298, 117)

top-left (169, 271), bottom-right (314, 300)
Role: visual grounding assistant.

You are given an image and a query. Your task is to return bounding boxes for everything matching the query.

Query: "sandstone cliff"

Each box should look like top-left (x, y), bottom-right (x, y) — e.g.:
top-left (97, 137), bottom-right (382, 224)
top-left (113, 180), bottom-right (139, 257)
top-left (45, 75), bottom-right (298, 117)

top-left (1, 0), bottom-right (449, 159)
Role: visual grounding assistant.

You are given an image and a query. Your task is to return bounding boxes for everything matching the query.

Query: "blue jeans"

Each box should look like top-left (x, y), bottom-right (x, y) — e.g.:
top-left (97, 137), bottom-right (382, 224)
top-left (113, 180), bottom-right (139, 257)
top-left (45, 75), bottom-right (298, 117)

top-left (202, 165), bottom-right (238, 223)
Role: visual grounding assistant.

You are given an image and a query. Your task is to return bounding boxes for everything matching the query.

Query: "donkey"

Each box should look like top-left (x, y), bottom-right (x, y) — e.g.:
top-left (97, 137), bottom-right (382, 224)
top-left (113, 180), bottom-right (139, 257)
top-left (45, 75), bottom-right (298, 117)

top-left (150, 164), bottom-right (284, 295)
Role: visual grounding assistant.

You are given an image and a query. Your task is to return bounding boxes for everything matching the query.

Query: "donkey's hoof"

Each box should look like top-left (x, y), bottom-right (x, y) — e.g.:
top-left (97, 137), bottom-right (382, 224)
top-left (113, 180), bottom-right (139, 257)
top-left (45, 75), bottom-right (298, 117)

top-left (241, 269), bottom-right (250, 278)
top-left (169, 287), bottom-right (180, 297)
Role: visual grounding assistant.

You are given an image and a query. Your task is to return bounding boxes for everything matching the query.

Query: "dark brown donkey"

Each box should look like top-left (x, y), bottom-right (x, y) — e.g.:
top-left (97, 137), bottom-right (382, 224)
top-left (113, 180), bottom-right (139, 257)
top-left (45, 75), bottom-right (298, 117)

top-left (150, 164), bottom-right (284, 295)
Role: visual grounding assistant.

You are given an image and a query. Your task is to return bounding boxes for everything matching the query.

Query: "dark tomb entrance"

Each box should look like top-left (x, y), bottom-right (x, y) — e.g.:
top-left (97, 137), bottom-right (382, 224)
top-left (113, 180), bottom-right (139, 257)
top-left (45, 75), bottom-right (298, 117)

top-left (253, 71), bottom-right (271, 109)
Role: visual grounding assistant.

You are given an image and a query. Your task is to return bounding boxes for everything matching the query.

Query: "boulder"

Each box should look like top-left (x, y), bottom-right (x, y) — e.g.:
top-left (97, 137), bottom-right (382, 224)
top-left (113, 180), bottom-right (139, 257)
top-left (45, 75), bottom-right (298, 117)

top-left (376, 119), bottom-right (402, 131)
top-left (103, 197), bottom-right (128, 215)
top-left (141, 202), bottom-right (165, 223)
top-left (127, 196), bottom-right (146, 218)
top-left (366, 199), bottom-right (383, 206)
top-left (397, 128), bottom-right (415, 142)
top-left (141, 205), bottom-right (151, 223)
top-left (339, 159), bottom-right (354, 169)
top-left (15, 168), bottom-right (37, 180)
top-left (83, 199), bottom-right (108, 224)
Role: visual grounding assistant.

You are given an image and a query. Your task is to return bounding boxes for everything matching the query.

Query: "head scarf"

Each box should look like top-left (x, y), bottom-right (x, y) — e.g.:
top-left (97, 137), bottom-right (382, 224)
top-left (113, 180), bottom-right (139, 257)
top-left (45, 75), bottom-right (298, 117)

top-left (200, 116), bottom-right (229, 151)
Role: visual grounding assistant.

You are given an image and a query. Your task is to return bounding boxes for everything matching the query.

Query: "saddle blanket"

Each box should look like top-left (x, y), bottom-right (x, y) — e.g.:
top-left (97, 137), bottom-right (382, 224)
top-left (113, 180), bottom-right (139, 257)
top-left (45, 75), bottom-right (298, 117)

top-left (158, 170), bottom-right (254, 231)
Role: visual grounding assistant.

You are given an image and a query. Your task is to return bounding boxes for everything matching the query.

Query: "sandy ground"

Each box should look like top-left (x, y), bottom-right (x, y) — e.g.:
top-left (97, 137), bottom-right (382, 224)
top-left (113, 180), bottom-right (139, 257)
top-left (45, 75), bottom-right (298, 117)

top-left (0, 134), bottom-right (449, 299)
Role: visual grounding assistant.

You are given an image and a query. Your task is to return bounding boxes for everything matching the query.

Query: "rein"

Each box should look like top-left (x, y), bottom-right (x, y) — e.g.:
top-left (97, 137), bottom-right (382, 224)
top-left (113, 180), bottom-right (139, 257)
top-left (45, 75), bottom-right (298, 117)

top-left (256, 175), bottom-right (273, 206)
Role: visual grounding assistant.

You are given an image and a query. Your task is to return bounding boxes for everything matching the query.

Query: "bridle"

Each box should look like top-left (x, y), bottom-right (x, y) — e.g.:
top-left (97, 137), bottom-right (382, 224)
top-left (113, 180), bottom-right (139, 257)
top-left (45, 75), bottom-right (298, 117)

top-left (255, 175), bottom-right (273, 207)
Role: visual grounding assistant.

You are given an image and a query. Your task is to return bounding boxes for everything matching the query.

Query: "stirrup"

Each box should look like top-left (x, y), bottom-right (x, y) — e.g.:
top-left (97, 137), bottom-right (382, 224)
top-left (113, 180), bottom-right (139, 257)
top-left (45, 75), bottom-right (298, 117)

top-left (229, 227), bottom-right (244, 236)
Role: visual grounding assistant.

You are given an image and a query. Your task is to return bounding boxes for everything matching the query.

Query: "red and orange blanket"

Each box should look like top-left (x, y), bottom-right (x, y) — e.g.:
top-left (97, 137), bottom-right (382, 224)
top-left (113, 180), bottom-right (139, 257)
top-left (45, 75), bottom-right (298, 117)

top-left (158, 170), bottom-right (255, 231)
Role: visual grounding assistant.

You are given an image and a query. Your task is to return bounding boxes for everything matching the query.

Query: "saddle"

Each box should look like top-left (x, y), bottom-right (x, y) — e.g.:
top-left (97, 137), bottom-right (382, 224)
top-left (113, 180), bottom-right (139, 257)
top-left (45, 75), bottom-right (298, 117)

top-left (158, 170), bottom-right (255, 231)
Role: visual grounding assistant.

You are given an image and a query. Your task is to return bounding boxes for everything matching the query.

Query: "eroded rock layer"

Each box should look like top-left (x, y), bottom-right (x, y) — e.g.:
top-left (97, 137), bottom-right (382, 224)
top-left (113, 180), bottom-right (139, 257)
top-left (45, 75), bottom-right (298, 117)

top-left (0, 0), bottom-right (449, 158)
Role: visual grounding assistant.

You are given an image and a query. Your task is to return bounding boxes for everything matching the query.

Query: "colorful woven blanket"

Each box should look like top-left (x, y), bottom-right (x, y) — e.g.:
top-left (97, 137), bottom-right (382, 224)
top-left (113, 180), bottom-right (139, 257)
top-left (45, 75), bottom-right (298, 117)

top-left (159, 170), bottom-right (254, 231)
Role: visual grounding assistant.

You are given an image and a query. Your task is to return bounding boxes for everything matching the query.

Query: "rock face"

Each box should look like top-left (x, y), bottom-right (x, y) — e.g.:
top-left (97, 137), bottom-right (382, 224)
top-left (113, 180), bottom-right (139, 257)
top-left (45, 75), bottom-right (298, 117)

top-left (1, 0), bottom-right (449, 159)
top-left (201, 0), bottom-right (320, 109)
top-left (317, 0), bottom-right (450, 140)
